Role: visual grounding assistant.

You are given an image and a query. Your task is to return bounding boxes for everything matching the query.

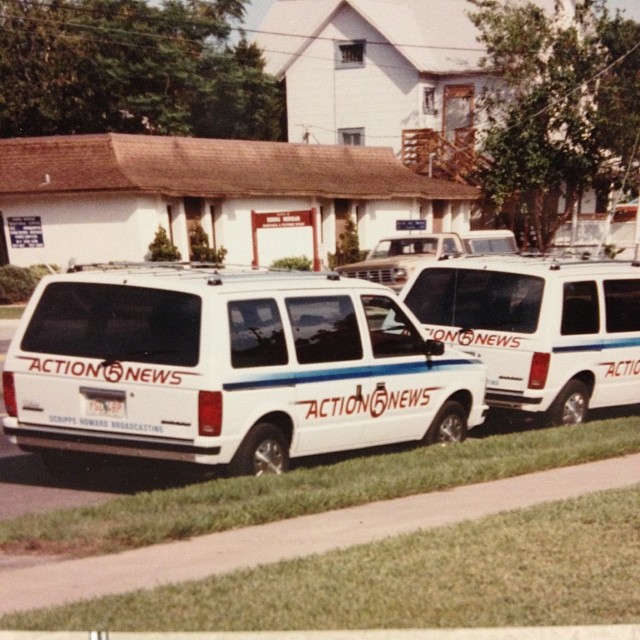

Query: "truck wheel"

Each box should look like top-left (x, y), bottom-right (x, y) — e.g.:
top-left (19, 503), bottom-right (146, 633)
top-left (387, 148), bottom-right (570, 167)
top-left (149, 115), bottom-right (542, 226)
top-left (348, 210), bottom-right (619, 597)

top-left (228, 422), bottom-right (289, 477)
top-left (424, 400), bottom-right (467, 444)
top-left (544, 380), bottom-right (589, 427)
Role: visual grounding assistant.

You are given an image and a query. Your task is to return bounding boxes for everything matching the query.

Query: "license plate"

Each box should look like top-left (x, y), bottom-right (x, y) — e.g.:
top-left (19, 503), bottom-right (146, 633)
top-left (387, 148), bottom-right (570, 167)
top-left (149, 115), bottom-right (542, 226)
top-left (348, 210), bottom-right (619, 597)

top-left (81, 387), bottom-right (126, 419)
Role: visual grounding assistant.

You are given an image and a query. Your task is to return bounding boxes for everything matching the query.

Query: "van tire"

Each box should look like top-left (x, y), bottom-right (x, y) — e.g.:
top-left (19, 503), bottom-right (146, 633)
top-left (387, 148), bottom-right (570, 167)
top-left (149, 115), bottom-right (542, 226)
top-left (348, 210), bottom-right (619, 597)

top-left (424, 400), bottom-right (467, 444)
top-left (545, 380), bottom-right (589, 427)
top-left (228, 422), bottom-right (290, 477)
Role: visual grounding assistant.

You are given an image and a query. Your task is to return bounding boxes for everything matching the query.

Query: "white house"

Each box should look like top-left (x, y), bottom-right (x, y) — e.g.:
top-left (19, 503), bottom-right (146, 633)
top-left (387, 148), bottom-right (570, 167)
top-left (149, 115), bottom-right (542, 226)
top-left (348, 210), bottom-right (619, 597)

top-left (255, 0), bottom-right (576, 158)
top-left (0, 134), bottom-right (479, 269)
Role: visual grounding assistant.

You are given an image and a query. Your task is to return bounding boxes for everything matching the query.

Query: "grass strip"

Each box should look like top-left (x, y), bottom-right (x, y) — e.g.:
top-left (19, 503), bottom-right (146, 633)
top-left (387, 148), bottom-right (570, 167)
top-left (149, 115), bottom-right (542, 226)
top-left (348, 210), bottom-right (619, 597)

top-left (0, 417), bottom-right (639, 558)
top-left (0, 305), bottom-right (24, 319)
top-left (2, 484), bottom-right (638, 630)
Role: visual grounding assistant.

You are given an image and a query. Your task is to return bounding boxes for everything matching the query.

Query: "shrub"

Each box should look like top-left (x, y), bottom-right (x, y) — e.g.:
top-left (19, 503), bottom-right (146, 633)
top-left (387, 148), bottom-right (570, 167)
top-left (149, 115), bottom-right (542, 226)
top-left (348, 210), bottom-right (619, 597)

top-left (270, 256), bottom-right (312, 271)
top-left (189, 224), bottom-right (227, 264)
top-left (329, 212), bottom-right (365, 267)
top-left (0, 264), bottom-right (59, 304)
top-left (148, 226), bottom-right (181, 262)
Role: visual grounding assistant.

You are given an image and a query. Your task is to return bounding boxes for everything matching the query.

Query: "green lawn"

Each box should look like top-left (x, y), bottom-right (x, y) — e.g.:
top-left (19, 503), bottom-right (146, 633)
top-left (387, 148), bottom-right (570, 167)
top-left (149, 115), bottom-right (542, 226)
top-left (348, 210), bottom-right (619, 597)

top-left (2, 484), bottom-right (638, 630)
top-left (1, 416), bottom-right (639, 559)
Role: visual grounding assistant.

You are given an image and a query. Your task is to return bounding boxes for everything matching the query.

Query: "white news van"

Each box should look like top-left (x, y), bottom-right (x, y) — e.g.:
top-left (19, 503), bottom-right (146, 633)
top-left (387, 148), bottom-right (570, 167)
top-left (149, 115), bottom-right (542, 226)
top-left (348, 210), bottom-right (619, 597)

top-left (2, 266), bottom-right (487, 477)
top-left (401, 256), bottom-right (640, 426)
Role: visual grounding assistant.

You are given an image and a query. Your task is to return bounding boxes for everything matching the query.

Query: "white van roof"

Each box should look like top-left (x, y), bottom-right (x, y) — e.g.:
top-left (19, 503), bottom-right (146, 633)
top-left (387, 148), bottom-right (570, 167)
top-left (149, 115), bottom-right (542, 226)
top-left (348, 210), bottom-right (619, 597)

top-left (41, 265), bottom-right (393, 296)
top-left (408, 255), bottom-right (640, 278)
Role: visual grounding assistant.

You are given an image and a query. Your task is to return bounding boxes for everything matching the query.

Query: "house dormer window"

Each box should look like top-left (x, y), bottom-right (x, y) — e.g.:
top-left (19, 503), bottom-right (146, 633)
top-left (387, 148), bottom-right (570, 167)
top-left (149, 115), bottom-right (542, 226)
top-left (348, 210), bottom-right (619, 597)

top-left (336, 40), bottom-right (365, 69)
top-left (339, 128), bottom-right (365, 145)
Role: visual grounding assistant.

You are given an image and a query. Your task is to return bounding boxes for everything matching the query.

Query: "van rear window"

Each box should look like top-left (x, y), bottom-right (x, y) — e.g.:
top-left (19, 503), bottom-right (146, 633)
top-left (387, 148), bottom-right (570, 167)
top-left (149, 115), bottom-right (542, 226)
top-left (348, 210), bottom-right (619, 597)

top-left (21, 282), bottom-right (201, 366)
top-left (404, 268), bottom-right (543, 334)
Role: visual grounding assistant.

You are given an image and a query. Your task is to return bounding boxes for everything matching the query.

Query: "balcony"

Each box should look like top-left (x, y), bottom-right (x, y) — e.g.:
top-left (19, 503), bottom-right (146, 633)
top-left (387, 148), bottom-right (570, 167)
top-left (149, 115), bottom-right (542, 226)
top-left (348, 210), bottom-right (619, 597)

top-left (401, 128), bottom-right (490, 186)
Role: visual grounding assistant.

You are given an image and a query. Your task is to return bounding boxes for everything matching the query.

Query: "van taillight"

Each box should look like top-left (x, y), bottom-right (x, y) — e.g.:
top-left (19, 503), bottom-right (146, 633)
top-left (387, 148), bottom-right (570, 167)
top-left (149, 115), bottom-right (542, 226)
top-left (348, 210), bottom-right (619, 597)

top-left (2, 371), bottom-right (17, 417)
top-left (199, 391), bottom-right (222, 436)
top-left (528, 352), bottom-right (551, 389)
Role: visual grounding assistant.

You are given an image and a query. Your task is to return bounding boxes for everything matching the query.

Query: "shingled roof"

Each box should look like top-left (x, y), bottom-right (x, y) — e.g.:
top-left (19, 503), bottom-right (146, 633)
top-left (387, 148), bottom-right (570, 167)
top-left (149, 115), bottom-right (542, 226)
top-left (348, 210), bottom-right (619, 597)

top-left (0, 134), bottom-right (479, 201)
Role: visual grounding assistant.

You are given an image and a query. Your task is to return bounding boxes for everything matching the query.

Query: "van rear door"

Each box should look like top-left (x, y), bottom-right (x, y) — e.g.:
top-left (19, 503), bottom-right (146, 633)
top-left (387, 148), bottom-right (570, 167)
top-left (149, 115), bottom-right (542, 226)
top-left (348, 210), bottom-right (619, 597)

top-left (4, 280), bottom-right (204, 460)
top-left (402, 267), bottom-right (545, 407)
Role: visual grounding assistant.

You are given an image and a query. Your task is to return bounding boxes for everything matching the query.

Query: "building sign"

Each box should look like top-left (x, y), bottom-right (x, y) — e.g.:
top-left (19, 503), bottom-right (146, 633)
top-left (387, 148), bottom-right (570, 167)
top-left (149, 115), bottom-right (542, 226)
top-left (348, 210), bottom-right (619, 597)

top-left (251, 209), bottom-right (320, 271)
top-left (396, 219), bottom-right (426, 231)
top-left (8, 216), bottom-right (45, 248)
top-left (252, 210), bottom-right (314, 229)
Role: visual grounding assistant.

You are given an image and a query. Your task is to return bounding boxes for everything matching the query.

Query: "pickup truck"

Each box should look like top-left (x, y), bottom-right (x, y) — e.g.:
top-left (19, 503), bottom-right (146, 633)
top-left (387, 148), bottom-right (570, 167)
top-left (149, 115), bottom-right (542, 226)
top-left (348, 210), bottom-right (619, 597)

top-left (335, 230), bottom-right (517, 291)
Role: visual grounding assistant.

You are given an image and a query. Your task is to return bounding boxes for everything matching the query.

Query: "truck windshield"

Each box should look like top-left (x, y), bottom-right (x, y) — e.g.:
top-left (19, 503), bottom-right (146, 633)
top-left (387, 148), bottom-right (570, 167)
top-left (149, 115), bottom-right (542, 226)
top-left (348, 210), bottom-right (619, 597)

top-left (21, 282), bottom-right (201, 366)
top-left (404, 268), bottom-right (543, 334)
top-left (369, 238), bottom-right (438, 259)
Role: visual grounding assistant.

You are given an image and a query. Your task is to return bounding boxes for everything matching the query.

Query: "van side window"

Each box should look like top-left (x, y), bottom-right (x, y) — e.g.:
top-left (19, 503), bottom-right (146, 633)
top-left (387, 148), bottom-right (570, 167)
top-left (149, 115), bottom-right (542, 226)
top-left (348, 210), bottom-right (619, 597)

top-left (286, 296), bottom-right (363, 364)
top-left (561, 281), bottom-right (599, 335)
top-left (604, 279), bottom-right (640, 333)
top-left (228, 299), bottom-right (288, 368)
top-left (404, 268), bottom-right (543, 333)
top-left (362, 295), bottom-right (425, 358)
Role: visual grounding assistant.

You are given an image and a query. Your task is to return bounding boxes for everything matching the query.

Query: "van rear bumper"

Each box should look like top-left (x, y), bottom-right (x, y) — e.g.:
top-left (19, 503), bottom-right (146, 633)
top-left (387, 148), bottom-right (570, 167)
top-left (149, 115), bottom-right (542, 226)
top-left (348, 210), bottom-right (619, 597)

top-left (3, 423), bottom-right (221, 464)
top-left (486, 390), bottom-right (544, 411)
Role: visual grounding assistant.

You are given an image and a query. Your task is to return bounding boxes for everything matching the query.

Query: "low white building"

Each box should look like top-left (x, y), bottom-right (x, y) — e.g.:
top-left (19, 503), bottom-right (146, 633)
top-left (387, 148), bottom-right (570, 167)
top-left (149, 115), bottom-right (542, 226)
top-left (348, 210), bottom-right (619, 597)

top-left (0, 134), bottom-right (479, 270)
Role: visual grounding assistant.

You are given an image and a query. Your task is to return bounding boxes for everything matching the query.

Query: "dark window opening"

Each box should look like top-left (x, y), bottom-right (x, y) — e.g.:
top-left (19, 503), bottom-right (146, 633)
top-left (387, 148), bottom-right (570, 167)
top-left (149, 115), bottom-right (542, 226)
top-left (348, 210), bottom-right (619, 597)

top-left (228, 299), bottom-right (288, 368)
top-left (604, 279), bottom-right (640, 333)
top-left (286, 295), bottom-right (362, 364)
top-left (362, 295), bottom-right (425, 358)
top-left (561, 281), bottom-right (599, 335)
top-left (336, 41), bottom-right (365, 68)
top-left (22, 282), bottom-right (201, 366)
top-left (404, 268), bottom-right (543, 334)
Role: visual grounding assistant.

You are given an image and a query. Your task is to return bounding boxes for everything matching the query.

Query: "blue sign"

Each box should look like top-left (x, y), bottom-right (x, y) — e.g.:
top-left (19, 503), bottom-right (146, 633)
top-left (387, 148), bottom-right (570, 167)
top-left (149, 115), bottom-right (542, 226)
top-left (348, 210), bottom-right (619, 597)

top-left (8, 216), bottom-right (45, 248)
top-left (396, 219), bottom-right (426, 231)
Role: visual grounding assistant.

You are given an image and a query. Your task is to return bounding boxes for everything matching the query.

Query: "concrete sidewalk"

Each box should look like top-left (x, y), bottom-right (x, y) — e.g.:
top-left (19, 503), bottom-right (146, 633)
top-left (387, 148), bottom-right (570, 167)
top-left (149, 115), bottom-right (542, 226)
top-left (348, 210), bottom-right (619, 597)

top-left (0, 453), bottom-right (639, 615)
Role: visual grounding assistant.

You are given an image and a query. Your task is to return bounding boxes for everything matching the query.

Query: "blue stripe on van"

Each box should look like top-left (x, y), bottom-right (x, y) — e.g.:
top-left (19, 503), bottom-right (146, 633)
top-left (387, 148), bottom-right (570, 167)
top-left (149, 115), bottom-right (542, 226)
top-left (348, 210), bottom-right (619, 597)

top-left (552, 335), bottom-right (640, 354)
top-left (222, 358), bottom-right (478, 391)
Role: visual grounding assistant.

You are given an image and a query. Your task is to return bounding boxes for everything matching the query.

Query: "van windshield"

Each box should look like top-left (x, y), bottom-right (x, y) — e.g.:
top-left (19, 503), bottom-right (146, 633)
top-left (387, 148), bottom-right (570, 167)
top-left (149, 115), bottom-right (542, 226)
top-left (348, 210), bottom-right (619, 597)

top-left (21, 282), bottom-right (201, 366)
top-left (404, 268), bottom-right (543, 334)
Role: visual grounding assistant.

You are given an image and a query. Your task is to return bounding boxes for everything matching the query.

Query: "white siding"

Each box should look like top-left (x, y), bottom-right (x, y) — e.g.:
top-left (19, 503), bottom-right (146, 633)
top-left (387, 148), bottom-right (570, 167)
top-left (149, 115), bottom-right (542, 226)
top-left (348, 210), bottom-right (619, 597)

top-left (286, 6), bottom-right (422, 152)
top-left (0, 193), bottom-right (473, 270)
top-left (1, 194), bottom-right (166, 269)
top-left (284, 5), bottom-right (494, 155)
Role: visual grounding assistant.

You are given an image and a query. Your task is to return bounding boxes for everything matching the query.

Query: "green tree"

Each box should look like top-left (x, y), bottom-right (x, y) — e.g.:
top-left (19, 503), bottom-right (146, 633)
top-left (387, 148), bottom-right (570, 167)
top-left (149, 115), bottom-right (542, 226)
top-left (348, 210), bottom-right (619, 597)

top-left (593, 13), bottom-right (640, 197)
top-left (468, 0), bottom-right (614, 250)
top-left (0, 0), bottom-right (283, 139)
top-left (331, 212), bottom-right (362, 267)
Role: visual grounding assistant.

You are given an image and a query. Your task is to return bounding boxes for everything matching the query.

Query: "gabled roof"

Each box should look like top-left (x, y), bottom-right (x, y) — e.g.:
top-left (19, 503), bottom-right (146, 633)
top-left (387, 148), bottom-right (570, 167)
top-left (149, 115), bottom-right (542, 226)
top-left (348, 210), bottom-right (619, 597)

top-left (255, 0), bottom-right (571, 78)
top-left (0, 134), bottom-right (479, 201)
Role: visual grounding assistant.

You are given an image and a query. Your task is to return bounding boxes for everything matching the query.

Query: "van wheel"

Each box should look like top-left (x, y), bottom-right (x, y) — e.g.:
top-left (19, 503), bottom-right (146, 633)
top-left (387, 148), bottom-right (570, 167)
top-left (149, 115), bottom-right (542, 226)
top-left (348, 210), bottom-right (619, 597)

top-left (228, 422), bottom-right (290, 477)
top-left (545, 380), bottom-right (589, 427)
top-left (424, 401), bottom-right (467, 444)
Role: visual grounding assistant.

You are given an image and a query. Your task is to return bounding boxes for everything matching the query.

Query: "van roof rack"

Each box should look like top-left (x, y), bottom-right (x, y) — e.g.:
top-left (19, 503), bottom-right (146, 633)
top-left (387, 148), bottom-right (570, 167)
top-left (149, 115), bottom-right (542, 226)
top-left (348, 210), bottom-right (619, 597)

top-left (64, 261), bottom-right (344, 281)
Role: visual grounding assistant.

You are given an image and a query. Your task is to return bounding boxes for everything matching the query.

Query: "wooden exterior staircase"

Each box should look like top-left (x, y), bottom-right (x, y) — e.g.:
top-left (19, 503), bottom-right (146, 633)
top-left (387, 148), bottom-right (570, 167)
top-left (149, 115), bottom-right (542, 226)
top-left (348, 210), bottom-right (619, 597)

top-left (401, 128), bottom-right (491, 186)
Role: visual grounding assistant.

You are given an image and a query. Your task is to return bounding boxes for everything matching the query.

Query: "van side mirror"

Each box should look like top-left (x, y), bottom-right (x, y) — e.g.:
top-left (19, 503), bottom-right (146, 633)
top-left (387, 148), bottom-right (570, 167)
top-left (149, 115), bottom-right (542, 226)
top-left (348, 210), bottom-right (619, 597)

top-left (424, 339), bottom-right (445, 357)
